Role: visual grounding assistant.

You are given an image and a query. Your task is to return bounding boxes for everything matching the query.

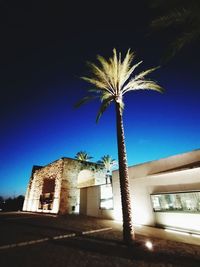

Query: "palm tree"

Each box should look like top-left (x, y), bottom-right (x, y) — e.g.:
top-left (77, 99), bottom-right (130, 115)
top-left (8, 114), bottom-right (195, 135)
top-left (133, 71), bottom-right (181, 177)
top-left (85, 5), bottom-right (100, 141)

top-left (97, 155), bottom-right (117, 173)
top-left (150, 0), bottom-right (200, 60)
top-left (76, 49), bottom-right (164, 244)
top-left (97, 155), bottom-right (117, 183)
top-left (75, 151), bottom-right (93, 162)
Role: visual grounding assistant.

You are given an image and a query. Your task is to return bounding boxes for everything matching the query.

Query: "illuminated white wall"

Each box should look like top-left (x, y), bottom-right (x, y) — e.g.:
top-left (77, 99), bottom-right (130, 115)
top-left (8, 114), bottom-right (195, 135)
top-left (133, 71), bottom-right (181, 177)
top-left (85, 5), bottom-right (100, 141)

top-left (155, 212), bottom-right (200, 233)
top-left (113, 168), bottom-right (200, 225)
top-left (112, 149), bottom-right (200, 233)
top-left (130, 167), bottom-right (200, 226)
top-left (80, 184), bottom-right (115, 219)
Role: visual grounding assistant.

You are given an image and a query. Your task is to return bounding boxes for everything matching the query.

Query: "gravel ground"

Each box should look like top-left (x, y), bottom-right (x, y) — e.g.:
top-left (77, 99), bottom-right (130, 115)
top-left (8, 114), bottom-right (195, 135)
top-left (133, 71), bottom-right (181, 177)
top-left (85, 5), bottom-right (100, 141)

top-left (0, 212), bottom-right (200, 267)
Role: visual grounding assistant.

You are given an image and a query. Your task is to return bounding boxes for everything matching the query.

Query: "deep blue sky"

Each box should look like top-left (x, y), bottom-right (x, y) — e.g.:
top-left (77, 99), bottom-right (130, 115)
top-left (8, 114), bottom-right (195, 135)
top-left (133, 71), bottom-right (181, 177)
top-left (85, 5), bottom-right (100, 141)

top-left (0, 1), bottom-right (200, 198)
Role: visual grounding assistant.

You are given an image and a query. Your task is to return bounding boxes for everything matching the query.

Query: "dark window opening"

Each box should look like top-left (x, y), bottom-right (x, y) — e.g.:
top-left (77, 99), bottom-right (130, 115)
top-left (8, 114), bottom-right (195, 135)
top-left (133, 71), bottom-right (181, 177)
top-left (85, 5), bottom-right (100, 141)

top-left (39, 179), bottom-right (55, 210)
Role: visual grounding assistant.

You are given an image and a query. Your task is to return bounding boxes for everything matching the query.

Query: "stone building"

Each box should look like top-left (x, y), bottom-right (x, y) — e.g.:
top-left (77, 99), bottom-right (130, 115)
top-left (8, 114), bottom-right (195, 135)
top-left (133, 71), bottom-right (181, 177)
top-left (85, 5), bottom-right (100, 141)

top-left (23, 157), bottom-right (106, 214)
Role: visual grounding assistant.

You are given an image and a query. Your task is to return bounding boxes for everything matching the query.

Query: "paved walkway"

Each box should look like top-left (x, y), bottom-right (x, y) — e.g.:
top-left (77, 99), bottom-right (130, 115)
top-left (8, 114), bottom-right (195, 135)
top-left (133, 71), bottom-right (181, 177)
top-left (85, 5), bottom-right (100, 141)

top-left (3, 211), bottom-right (199, 246)
top-left (0, 212), bottom-right (199, 267)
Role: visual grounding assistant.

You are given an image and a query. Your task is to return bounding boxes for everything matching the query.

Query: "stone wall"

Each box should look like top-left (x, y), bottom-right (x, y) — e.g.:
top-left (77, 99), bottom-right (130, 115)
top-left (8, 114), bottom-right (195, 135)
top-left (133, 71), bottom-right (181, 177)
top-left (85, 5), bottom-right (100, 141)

top-left (23, 157), bottom-right (107, 215)
top-left (23, 159), bottom-right (63, 213)
top-left (59, 158), bottom-right (106, 214)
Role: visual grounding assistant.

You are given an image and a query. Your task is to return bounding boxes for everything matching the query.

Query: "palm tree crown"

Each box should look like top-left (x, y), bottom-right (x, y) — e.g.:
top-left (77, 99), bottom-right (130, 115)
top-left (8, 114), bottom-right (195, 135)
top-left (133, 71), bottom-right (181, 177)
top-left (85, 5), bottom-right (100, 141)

top-left (97, 155), bottom-right (117, 173)
top-left (75, 151), bottom-right (93, 162)
top-left (76, 48), bottom-right (164, 121)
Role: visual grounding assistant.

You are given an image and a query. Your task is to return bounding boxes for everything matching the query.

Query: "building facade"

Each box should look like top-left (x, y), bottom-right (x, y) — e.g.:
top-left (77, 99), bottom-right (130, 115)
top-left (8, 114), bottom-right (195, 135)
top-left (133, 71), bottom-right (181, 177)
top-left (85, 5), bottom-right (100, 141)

top-left (113, 149), bottom-right (200, 234)
top-left (23, 149), bottom-right (200, 234)
top-left (23, 157), bottom-right (106, 214)
top-left (80, 149), bottom-right (200, 234)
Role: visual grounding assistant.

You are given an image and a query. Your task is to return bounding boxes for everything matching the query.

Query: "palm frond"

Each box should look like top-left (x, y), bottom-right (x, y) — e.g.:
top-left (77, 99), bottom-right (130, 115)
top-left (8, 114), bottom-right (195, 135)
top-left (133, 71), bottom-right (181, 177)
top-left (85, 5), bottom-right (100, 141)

top-left (96, 96), bottom-right (113, 123)
top-left (78, 49), bottom-right (164, 121)
top-left (151, 8), bottom-right (190, 30)
top-left (74, 95), bottom-right (97, 108)
top-left (75, 151), bottom-right (93, 161)
top-left (97, 55), bottom-right (113, 82)
top-left (165, 28), bottom-right (200, 60)
top-left (150, 1), bottom-right (200, 60)
top-left (120, 60), bottom-right (143, 90)
top-left (101, 91), bottom-right (113, 101)
top-left (110, 48), bottom-right (119, 90)
top-left (97, 155), bottom-right (117, 172)
top-left (118, 49), bottom-right (136, 88)
top-left (124, 80), bottom-right (164, 94)
top-left (87, 88), bottom-right (102, 94)
top-left (122, 67), bottom-right (160, 94)
top-left (81, 77), bottom-right (107, 90)
top-left (86, 62), bottom-right (115, 92)
top-left (134, 67), bottom-right (160, 81)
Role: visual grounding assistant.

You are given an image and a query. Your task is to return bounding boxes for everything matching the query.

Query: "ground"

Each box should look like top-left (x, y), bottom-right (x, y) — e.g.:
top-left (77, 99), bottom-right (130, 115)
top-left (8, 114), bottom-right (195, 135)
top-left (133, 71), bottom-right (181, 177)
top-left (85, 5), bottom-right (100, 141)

top-left (0, 212), bottom-right (200, 267)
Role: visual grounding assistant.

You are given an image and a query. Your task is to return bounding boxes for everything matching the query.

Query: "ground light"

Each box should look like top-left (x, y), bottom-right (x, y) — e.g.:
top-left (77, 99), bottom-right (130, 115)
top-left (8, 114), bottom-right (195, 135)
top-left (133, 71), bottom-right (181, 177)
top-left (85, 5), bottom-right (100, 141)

top-left (145, 240), bottom-right (153, 250)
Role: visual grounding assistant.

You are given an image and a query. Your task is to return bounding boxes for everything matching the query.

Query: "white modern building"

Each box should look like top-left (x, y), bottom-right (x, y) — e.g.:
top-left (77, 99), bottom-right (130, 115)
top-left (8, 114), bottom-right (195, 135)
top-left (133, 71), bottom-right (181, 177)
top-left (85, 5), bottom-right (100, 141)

top-left (23, 149), bottom-right (200, 234)
top-left (80, 149), bottom-right (200, 234)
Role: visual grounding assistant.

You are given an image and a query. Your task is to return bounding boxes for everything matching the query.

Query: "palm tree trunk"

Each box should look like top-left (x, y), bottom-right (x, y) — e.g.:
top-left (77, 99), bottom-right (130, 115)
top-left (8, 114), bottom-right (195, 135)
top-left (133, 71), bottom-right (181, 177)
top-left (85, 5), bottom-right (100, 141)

top-left (115, 102), bottom-right (135, 244)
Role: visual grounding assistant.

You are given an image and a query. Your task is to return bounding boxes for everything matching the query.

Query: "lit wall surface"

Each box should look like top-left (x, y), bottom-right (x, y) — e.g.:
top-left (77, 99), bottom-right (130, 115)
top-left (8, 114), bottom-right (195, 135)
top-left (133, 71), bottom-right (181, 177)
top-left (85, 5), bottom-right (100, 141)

top-left (112, 149), bottom-right (200, 234)
top-left (23, 158), bottom-right (106, 214)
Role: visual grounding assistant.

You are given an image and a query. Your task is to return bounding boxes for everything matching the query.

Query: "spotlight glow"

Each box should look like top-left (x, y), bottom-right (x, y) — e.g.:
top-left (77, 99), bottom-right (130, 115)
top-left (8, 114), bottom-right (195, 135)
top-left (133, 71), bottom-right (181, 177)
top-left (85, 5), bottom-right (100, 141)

top-left (145, 241), bottom-right (153, 250)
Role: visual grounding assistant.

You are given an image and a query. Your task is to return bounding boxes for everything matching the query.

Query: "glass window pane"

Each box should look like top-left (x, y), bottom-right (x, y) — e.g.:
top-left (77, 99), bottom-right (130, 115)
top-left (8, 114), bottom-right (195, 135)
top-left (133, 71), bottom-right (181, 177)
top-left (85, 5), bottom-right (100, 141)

top-left (151, 191), bottom-right (200, 213)
top-left (100, 184), bottom-right (113, 210)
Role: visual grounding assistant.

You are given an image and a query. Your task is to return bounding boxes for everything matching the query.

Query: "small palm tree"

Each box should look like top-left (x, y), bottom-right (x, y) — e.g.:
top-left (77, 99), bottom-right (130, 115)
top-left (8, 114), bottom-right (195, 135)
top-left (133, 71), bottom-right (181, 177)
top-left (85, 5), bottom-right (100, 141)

top-left (76, 49), bottom-right (164, 244)
top-left (75, 151), bottom-right (93, 162)
top-left (97, 155), bottom-right (117, 173)
top-left (97, 155), bottom-right (117, 184)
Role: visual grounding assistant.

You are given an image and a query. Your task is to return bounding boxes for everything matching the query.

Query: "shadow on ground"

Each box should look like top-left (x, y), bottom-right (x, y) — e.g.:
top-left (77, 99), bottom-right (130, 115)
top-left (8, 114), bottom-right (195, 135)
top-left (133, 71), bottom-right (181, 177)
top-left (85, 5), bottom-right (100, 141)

top-left (52, 235), bottom-right (200, 267)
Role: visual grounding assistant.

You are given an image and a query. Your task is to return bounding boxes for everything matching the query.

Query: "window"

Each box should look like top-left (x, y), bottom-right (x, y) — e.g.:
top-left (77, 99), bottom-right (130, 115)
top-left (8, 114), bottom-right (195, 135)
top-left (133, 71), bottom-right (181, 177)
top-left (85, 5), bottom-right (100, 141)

top-left (39, 192), bottom-right (54, 210)
top-left (151, 191), bottom-right (200, 213)
top-left (39, 178), bottom-right (55, 210)
top-left (100, 184), bottom-right (113, 209)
